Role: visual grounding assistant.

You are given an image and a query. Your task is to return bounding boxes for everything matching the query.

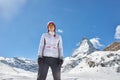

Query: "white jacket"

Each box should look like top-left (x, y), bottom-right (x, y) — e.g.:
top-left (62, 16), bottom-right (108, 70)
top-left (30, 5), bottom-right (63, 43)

top-left (38, 33), bottom-right (64, 59)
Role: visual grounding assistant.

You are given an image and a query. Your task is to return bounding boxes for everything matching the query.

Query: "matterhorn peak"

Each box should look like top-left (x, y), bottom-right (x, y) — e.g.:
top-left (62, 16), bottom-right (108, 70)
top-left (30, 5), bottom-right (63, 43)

top-left (72, 37), bottom-right (97, 58)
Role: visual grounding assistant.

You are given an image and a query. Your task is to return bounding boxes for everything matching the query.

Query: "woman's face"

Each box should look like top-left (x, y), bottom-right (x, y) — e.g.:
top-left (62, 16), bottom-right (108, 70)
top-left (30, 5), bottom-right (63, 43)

top-left (48, 24), bottom-right (55, 32)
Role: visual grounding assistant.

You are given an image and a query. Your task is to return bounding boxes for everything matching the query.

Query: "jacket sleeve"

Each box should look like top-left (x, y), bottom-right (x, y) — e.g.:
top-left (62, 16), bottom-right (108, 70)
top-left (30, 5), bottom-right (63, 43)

top-left (58, 35), bottom-right (64, 59)
top-left (38, 33), bottom-right (45, 58)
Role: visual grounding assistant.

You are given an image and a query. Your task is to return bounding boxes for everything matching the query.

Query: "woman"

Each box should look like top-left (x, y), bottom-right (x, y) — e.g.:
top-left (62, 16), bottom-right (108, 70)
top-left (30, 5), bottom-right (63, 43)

top-left (37, 21), bottom-right (64, 80)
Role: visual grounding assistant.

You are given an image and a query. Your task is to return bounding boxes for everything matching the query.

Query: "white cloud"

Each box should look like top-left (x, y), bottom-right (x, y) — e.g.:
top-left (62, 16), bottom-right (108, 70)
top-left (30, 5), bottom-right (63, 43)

top-left (57, 29), bottom-right (63, 33)
top-left (90, 38), bottom-right (104, 49)
top-left (0, 0), bottom-right (27, 20)
top-left (115, 25), bottom-right (120, 39)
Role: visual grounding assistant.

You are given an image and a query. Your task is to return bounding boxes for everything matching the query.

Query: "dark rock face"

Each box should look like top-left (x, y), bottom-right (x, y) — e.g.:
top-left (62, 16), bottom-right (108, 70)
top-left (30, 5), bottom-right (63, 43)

top-left (103, 42), bottom-right (120, 51)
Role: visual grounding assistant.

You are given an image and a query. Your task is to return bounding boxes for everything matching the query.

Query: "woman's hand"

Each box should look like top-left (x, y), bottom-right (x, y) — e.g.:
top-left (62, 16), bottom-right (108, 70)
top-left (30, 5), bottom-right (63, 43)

top-left (58, 59), bottom-right (63, 66)
top-left (38, 57), bottom-right (44, 64)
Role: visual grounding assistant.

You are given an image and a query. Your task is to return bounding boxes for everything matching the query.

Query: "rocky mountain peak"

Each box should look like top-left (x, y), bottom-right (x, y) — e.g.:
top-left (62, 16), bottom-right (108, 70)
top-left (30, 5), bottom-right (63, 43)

top-left (72, 37), bottom-right (97, 58)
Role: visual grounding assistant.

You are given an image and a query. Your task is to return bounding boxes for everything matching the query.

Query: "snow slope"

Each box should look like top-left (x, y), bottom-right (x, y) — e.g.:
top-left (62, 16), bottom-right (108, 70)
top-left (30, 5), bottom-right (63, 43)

top-left (0, 60), bottom-right (36, 80)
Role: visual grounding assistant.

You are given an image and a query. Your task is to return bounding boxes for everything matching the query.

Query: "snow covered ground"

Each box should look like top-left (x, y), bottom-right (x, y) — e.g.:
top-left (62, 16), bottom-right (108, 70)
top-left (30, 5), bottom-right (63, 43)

top-left (0, 64), bottom-right (120, 80)
top-left (0, 54), bottom-right (120, 80)
top-left (0, 61), bottom-right (36, 80)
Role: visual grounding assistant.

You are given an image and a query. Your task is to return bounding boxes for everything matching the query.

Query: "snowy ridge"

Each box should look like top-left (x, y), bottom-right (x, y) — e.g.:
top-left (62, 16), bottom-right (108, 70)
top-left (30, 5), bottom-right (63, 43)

top-left (63, 50), bottom-right (120, 71)
top-left (0, 57), bottom-right (38, 72)
top-left (61, 49), bottom-right (120, 80)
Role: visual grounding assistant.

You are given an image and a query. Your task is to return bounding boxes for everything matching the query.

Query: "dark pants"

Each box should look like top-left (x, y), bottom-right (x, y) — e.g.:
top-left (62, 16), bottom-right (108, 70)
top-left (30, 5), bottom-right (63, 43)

top-left (37, 57), bottom-right (61, 80)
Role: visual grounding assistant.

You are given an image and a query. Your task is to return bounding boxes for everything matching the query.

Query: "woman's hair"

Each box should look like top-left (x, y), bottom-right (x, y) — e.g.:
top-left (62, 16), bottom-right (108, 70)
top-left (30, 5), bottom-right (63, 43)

top-left (47, 21), bottom-right (56, 37)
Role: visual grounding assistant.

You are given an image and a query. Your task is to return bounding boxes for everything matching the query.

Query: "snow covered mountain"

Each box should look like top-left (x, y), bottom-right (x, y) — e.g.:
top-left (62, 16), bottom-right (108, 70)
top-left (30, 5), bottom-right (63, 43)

top-left (72, 37), bottom-right (97, 58)
top-left (0, 57), bottom-right (37, 80)
top-left (62, 39), bottom-right (120, 74)
top-left (61, 50), bottom-right (120, 80)
top-left (0, 57), bottom-right (38, 72)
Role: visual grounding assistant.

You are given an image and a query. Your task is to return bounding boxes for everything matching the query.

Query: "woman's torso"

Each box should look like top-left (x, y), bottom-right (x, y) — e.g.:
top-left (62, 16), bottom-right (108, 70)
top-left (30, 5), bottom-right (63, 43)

top-left (43, 33), bottom-right (60, 58)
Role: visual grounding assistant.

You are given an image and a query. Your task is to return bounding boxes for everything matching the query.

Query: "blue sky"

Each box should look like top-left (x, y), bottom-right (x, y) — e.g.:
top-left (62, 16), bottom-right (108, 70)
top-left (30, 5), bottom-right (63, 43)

top-left (0, 0), bottom-right (120, 60)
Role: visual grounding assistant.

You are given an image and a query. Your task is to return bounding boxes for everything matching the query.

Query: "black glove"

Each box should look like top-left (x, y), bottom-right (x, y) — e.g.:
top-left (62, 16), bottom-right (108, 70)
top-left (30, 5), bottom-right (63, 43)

top-left (38, 57), bottom-right (44, 64)
top-left (58, 59), bottom-right (63, 66)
